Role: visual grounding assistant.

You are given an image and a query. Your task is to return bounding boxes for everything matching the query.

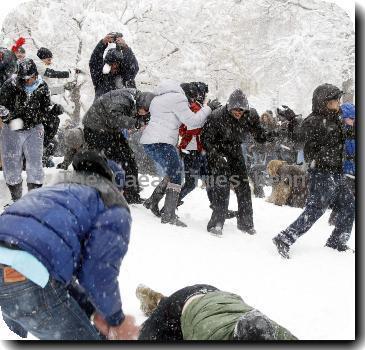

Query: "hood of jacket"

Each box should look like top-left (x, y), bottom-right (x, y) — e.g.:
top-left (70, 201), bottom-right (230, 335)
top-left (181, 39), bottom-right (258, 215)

top-left (153, 79), bottom-right (184, 96)
top-left (227, 89), bottom-right (250, 111)
top-left (312, 83), bottom-right (343, 115)
top-left (136, 90), bottom-right (155, 110)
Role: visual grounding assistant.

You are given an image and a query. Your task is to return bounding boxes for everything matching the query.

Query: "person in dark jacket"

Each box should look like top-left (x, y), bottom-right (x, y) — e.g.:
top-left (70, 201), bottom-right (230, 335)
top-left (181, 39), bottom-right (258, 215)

top-left (83, 88), bottom-right (154, 204)
top-left (136, 284), bottom-right (297, 341)
top-left (89, 33), bottom-right (139, 99)
top-left (0, 47), bottom-right (17, 87)
top-left (0, 150), bottom-right (139, 340)
top-left (201, 89), bottom-right (275, 236)
top-left (272, 84), bottom-right (355, 258)
top-left (0, 59), bottom-right (62, 203)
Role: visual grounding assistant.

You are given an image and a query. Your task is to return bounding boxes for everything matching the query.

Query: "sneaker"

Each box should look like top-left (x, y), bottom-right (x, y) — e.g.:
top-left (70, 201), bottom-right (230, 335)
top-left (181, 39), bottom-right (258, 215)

top-left (208, 225), bottom-right (223, 237)
top-left (273, 236), bottom-right (290, 259)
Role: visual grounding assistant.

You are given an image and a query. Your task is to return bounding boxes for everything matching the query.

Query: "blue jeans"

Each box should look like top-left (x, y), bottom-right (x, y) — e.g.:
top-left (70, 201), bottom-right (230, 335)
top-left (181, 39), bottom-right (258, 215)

top-left (278, 169), bottom-right (355, 247)
top-left (143, 143), bottom-right (183, 184)
top-left (180, 151), bottom-right (212, 201)
top-left (0, 268), bottom-right (101, 340)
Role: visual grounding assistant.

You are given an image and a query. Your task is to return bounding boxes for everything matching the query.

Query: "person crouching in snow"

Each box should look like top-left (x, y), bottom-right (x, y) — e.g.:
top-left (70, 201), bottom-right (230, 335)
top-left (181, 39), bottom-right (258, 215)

top-left (0, 59), bottom-right (62, 203)
top-left (0, 150), bottom-right (139, 340)
top-left (272, 84), bottom-right (355, 259)
top-left (136, 284), bottom-right (297, 341)
top-left (140, 79), bottom-right (221, 227)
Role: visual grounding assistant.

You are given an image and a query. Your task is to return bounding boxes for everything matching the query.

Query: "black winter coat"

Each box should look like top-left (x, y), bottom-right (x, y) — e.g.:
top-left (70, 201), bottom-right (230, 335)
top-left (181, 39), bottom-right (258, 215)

top-left (0, 77), bottom-right (52, 130)
top-left (201, 105), bottom-right (270, 174)
top-left (289, 84), bottom-right (348, 172)
top-left (89, 40), bottom-right (139, 99)
top-left (82, 88), bottom-right (136, 133)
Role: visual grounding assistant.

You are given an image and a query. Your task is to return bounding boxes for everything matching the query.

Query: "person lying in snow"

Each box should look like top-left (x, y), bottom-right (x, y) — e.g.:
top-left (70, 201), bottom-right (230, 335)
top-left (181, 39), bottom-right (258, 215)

top-left (136, 284), bottom-right (297, 341)
top-left (0, 150), bottom-right (139, 340)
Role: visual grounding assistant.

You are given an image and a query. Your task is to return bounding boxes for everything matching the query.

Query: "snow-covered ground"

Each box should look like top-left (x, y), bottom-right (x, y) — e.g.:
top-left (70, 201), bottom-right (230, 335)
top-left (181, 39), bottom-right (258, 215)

top-left (0, 163), bottom-right (355, 340)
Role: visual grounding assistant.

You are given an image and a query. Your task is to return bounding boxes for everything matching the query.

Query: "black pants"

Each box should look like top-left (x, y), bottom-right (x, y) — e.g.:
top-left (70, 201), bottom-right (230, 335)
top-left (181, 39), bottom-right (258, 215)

top-left (207, 154), bottom-right (253, 231)
top-left (84, 127), bottom-right (141, 202)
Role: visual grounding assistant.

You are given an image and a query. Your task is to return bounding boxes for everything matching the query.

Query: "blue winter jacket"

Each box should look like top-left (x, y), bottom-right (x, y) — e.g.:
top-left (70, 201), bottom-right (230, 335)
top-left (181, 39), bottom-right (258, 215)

top-left (0, 182), bottom-right (131, 326)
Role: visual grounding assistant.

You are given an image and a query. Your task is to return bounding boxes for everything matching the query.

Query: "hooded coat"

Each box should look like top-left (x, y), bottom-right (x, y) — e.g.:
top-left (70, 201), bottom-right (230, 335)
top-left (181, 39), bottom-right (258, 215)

top-left (140, 80), bottom-right (212, 146)
top-left (0, 173), bottom-right (131, 326)
top-left (289, 83), bottom-right (347, 172)
top-left (82, 88), bottom-right (138, 133)
top-left (89, 40), bottom-right (139, 98)
top-left (201, 89), bottom-right (269, 173)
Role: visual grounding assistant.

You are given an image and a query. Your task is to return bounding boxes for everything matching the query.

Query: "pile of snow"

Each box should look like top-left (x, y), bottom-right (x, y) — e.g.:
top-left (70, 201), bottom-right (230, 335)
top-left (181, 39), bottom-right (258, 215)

top-left (0, 165), bottom-right (355, 340)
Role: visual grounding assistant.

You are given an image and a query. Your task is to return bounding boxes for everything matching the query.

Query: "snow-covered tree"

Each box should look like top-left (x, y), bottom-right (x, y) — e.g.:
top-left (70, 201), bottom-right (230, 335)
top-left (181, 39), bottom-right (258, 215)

top-left (1, 0), bottom-right (354, 119)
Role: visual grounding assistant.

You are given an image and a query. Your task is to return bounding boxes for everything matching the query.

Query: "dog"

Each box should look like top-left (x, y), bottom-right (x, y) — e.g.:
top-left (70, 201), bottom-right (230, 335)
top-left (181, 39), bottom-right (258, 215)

top-left (266, 160), bottom-right (308, 207)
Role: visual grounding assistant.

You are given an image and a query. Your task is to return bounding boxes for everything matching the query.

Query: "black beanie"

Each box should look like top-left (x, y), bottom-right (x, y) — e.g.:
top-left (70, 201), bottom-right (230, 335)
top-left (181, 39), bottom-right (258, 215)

top-left (37, 47), bottom-right (53, 60)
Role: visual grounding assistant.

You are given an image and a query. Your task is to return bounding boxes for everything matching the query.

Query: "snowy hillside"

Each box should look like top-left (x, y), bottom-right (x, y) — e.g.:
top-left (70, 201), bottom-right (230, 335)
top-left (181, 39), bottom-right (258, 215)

top-left (0, 0), bottom-right (354, 117)
top-left (0, 165), bottom-right (355, 340)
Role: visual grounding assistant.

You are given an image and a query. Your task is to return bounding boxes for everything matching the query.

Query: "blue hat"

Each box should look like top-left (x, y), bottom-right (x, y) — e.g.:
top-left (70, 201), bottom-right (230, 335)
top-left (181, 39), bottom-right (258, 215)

top-left (107, 159), bottom-right (125, 190)
top-left (341, 103), bottom-right (355, 119)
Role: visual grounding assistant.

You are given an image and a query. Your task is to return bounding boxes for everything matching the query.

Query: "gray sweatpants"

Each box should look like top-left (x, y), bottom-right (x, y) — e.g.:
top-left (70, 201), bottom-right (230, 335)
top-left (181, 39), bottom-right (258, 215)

top-left (0, 124), bottom-right (44, 185)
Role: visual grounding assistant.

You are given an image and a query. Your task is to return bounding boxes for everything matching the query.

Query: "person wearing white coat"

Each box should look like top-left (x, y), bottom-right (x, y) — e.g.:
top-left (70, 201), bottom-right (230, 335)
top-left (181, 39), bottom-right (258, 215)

top-left (140, 79), bottom-right (221, 226)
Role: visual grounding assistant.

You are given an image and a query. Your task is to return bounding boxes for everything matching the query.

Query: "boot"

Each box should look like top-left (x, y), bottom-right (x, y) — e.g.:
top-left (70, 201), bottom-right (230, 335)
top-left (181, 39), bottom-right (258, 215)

top-left (7, 183), bottom-right (23, 202)
top-left (208, 224), bottom-right (223, 237)
top-left (143, 177), bottom-right (169, 217)
top-left (238, 225), bottom-right (257, 235)
top-left (161, 184), bottom-right (187, 227)
top-left (273, 236), bottom-right (290, 259)
top-left (27, 183), bottom-right (42, 192)
top-left (325, 230), bottom-right (353, 253)
top-left (135, 284), bottom-right (165, 317)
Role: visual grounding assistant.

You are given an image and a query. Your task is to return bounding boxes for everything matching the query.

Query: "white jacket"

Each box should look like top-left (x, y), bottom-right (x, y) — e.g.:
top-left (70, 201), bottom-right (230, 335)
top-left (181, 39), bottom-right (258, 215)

top-left (140, 80), bottom-right (211, 145)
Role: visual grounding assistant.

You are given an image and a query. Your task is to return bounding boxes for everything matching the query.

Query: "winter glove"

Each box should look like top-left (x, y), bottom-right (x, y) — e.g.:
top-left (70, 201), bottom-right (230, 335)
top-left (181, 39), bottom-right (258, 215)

top-left (276, 105), bottom-right (297, 121)
top-left (207, 99), bottom-right (222, 111)
top-left (50, 104), bottom-right (64, 116)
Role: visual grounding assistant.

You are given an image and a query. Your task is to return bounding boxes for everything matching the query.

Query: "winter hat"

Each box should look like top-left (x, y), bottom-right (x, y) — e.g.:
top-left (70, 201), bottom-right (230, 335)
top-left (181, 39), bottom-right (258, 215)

top-left (104, 48), bottom-right (123, 65)
top-left (72, 150), bottom-right (114, 183)
top-left (341, 102), bottom-right (355, 119)
top-left (233, 309), bottom-right (277, 340)
top-left (64, 127), bottom-right (84, 150)
top-left (227, 89), bottom-right (250, 111)
top-left (37, 47), bottom-right (53, 60)
top-left (11, 37), bottom-right (25, 53)
top-left (17, 58), bottom-right (38, 79)
top-left (136, 91), bottom-right (155, 110)
top-left (180, 82), bottom-right (199, 102)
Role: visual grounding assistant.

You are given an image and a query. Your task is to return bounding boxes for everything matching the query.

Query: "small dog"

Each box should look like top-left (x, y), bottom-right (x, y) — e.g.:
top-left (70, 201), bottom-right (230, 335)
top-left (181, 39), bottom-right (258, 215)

top-left (266, 160), bottom-right (308, 207)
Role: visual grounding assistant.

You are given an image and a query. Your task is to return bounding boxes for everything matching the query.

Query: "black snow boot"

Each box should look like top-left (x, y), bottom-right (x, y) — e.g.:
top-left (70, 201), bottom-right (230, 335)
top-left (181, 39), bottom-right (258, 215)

top-left (7, 183), bottom-right (23, 202)
top-left (27, 183), bottom-right (42, 192)
top-left (272, 236), bottom-right (290, 259)
top-left (208, 224), bottom-right (223, 237)
top-left (143, 177), bottom-right (169, 217)
top-left (325, 231), bottom-right (354, 253)
top-left (161, 184), bottom-right (187, 227)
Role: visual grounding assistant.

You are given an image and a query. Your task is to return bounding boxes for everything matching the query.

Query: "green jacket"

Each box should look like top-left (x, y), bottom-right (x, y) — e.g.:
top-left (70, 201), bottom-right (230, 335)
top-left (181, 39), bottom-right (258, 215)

top-left (181, 291), bottom-right (297, 341)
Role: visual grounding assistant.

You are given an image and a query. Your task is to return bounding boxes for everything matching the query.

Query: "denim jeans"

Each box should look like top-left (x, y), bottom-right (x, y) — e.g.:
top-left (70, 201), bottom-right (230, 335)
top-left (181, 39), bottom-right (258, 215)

top-left (278, 169), bottom-right (355, 246)
top-left (143, 143), bottom-right (183, 184)
top-left (0, 268), bottom-right (101, 340)
top-left (180, 151), bottom-right (211, 201)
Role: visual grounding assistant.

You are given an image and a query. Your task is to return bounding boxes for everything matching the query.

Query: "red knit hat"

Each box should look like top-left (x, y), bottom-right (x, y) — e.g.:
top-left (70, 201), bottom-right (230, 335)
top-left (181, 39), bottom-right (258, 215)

top-left (11, 37), bottom-right (26, 53)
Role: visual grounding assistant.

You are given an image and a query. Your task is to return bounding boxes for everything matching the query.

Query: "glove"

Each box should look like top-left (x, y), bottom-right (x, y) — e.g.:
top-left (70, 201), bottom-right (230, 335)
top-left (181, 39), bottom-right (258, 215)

top-left (207, 99), bottom-right (222, 111)
top-left (51, 104), bottom-right (64, 116)
top-left (276, 105), bottom-right (297, 121)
